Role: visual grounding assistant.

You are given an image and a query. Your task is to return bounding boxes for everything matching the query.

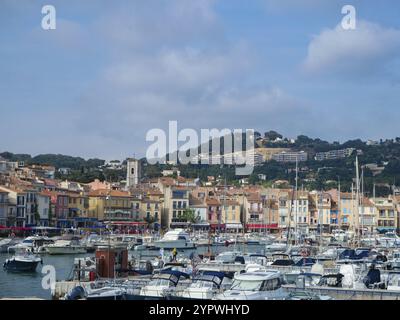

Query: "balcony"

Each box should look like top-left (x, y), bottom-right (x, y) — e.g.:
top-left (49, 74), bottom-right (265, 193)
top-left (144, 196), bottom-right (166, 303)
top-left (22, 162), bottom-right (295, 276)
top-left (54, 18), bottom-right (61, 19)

top-left (248, 219), bottom-right (264, 223)
top-left (105, 210), bottom-right (132, 221)
top-left (248, 208), bottom-right (263, 214)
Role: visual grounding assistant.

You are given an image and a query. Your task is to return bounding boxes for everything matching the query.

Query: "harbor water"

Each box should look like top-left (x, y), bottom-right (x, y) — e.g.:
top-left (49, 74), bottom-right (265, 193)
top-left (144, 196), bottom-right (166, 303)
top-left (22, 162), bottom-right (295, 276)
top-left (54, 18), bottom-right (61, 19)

top-left (0, 244), bottom-right (264, 299)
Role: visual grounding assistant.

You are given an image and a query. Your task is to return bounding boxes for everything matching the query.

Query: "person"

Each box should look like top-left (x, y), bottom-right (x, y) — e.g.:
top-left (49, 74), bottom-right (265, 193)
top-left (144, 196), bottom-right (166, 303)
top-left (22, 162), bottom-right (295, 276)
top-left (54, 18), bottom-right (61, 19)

top-left (172, 248), bottom-right (177, 261)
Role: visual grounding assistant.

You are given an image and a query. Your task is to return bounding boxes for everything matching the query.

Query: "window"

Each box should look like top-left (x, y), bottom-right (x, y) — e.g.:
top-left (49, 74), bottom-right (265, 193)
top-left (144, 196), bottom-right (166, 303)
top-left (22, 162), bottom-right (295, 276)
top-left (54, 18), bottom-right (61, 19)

top-left (263, 278), bottom-right (281, 291)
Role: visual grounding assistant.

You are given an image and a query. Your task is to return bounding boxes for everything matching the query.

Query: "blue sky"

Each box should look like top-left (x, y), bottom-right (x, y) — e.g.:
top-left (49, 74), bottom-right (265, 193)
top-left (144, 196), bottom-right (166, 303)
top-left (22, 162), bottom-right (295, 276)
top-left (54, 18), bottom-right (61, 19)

top-left (1, 0), bottom-right (400, 160)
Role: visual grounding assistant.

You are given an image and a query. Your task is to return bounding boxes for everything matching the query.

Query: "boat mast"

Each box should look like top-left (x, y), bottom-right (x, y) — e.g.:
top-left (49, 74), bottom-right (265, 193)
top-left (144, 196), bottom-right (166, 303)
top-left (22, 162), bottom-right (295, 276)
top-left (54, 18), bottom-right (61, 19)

top-left (338, 177), bottom-right (341, 230)
top-left (295, 156), bottom-right (298, 246)
top-left (355, 156), bottom-right (360, 245)
top-left (361, 167), bottom-right (364, 238)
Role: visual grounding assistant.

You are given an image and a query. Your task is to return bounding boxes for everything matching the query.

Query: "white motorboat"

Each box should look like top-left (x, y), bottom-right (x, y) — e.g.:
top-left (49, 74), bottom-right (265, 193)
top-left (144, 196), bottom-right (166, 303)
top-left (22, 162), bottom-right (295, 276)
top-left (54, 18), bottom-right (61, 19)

top-left (7, 236), bottom-right (53, 254)
top-left (134, 236), bottom-right (157, 251)
top-left (265, 242), bottom-right (287, 253)
top-left (214, 270), bottom-right (287, 300)
top-left (45, 239), bottom-right (86, 255)
top-left (154, 229), bottom-right (195, 249)
top-left (127, 270), bottom-right (191, 300)
top-left (0, 238), bottom-right (20, 253)
top-left (3, 248), bottom-right (42, 272)
top-left (388, 251), bottom-right (400, 269)
top-left (170, 271), bottom-right (232, 300)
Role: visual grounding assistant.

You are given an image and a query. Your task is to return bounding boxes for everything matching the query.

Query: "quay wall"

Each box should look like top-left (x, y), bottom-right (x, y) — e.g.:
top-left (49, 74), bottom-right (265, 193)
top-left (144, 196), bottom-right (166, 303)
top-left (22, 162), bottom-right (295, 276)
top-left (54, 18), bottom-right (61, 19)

top-left (283, 285), bottom-right (400, 300)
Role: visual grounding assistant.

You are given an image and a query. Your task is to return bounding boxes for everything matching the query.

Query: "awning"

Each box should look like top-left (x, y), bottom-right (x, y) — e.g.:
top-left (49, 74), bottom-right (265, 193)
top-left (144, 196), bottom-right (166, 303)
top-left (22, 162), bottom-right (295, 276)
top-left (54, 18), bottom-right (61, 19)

top-left (192, 222), bottom-right (210, 227)
top-left (246, 223), bottom-right (279, 229)
top-left (225, 223), bottom-right (243, 229)
top-left (74, 217), bottom-right (98, 222)
top-left (170, 222), bottom-right (189, 227)
top-left (107, 221), bottom-right (147, 226)
top-left (210, 223), bottom-right (225, 229)
top-left (192, 223), bottom-right (210, 229)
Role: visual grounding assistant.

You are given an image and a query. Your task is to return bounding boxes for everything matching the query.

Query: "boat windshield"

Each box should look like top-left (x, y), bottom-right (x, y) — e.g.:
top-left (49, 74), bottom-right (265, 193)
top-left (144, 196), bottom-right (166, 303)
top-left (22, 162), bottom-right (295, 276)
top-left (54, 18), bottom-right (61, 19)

top-left (148, 279), bottom-right (172, 287)
top-left (230, 280), bottom-right (262, 291)
top-left (190, 281), bottom-right (217, 289)
top-left (388, 274), bottom-right (400, 287)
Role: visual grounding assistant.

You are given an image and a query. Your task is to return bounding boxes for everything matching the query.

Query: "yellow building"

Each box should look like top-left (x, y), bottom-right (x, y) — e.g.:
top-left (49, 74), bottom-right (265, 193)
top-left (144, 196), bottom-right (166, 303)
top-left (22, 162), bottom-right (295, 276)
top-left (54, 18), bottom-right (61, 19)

top-left (67, 193), bottom-right (89, 218)
top-left (140, 199), bottom-right (162, 225)
top-left (371, 197), bottom-right (397, 232)
top-left (221, 199), bottom-right (242, 232)
top-left (88, 189), bottom-right (133, 222)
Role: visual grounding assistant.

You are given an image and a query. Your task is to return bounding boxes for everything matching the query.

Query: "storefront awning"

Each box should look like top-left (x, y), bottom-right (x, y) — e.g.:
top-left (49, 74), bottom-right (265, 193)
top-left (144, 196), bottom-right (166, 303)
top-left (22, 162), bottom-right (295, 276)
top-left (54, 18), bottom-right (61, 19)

top-left (192, 223), bottom-right (210, 227)
top-left (225, 223), bottom-right (243, 229)
top-left (246, 223), bottom-right (279, 229)
top-left (107, 221), bottom-right (147, 226)
top-left (210, 223), bottom-right (225, 229)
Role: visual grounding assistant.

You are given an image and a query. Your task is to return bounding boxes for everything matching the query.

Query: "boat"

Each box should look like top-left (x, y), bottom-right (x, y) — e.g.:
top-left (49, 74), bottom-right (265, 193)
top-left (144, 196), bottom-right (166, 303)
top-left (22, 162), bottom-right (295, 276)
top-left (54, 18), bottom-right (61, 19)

top-left (265, 242), bottom-right (287, 254)
top-left (214, 270), bottom-right (287, 300)
top-left (154, 229), bottom-right (195, 249)
top-left (387, 250), bottom-right (400, 269)
top-left (127, 270), bottom-right (190, 300)
top-left (45, 238), bottom-right (86, 255)
top-left (7, 236), bottom-right (53, 254)
top-left (3, 248), bottom-right (42, 272)
top-left (0, 238), bottom-right (20, 253)
top-left (134, 235), bottom-right (157, 251)
top-left (85, 286), bottom-right (127, 300)
top-left (284, 291), bottom-right (333, 300)
top-left (386, 272), bottom-right (400, 291)
top-left (169, 271), bottom-right (232, 300)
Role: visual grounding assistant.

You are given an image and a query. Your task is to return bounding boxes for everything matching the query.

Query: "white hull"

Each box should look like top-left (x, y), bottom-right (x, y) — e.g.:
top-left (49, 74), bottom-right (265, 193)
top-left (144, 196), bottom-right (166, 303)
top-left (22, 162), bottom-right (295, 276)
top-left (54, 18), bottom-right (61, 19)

top-left (154, 240), bottom-right (195, 249)
top-left (46, 246), bottom-right (86, 255)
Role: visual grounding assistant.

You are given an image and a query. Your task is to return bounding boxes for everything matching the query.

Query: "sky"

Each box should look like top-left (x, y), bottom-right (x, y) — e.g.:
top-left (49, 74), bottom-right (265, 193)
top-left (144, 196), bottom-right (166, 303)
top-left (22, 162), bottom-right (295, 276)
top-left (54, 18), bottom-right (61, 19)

top-left (1, 0), bottom-right (400, 160)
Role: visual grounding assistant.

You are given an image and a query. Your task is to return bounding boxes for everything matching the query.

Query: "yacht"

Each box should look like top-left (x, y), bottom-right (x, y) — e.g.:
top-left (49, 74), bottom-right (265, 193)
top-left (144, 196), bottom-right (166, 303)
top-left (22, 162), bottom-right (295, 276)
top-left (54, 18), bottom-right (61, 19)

top-left (85, 286), bottom-right (127, 300)
top-left (134, 235), bottom-right (157, 251)
top-left (387, 250), bottom-right (400, 269)
top-left (7, 236), bottom-right (53, 254)
top-left (3, 248), bottom-right (42, 272)
top-left (154, 229), bottom-right (195, 249)
top-left (0, 238), bottom-right (20, 253)
top-left (127, 270), bottom-right (190, 300)
top-left (214, 270), bottom-right (287, 300)
top-left (386, 272), bottom-right (400, 291)
top-left (170, 271), bottom-right (232, 300)
top-left (265, 242), bottom-right (287, 254)
top-left (45, 238), bottom-right (86, 255)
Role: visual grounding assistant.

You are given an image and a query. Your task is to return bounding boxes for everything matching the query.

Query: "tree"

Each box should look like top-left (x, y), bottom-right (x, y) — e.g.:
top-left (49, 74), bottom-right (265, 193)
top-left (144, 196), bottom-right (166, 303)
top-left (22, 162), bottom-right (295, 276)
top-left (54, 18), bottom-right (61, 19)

top-left (144, 215), bottom-right (156, 229)
top-left (182, 208), bottom-right (200, 225)
top-left (264, 130), bottom-right (282, 140)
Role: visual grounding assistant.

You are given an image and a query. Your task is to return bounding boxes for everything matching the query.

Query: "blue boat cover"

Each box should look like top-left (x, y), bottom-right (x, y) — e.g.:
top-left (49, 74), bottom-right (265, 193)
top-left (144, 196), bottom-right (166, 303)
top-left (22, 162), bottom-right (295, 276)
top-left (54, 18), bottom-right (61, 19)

top-left (160, 269), bottom-right (190, 279)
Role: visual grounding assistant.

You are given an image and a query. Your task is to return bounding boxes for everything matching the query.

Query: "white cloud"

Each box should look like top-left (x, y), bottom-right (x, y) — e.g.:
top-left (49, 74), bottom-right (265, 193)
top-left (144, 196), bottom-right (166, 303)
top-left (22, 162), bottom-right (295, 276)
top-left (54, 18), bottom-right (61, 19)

top-left (264, 0), bottom-right (341, 12)
top-left (303, 20), bottom-right (400, 77)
